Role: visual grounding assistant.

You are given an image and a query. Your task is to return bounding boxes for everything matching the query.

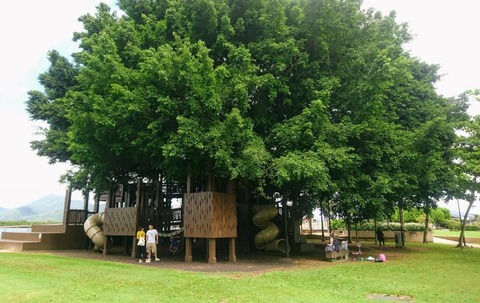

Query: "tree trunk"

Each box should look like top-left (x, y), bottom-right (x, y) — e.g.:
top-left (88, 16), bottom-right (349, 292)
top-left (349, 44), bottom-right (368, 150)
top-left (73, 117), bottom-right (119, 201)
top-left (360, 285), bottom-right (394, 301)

top-left (423, 204), bottom-right (430, 244)
top-left (328, 202), bottom-right (332, 234)
top-left (355, 222), bottom-right (358, 243)
top-left (347, 220), bottom-right (352, 243)
top-left (83, 189), bottom-right (89, 222)
top-left (282, 195), bottom-right (290, 258)
top-left (400, 206), bottom-right (405, 247)
top-left (320, 208), bottom-right (325, 242)
top-left (308, 218), bottom-right (313, 235)
top-left (456, 199), bottom-right (466, 247)
top-left (458, 198), bottom-right (475, 248)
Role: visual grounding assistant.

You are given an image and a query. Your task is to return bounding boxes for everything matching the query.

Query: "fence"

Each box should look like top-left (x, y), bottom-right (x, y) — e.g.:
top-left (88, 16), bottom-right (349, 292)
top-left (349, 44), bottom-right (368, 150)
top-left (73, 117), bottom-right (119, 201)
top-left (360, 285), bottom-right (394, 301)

top-left (0, 225), bottom-right (31, 237)
top-left (67, 209), bottom-right (95, 225)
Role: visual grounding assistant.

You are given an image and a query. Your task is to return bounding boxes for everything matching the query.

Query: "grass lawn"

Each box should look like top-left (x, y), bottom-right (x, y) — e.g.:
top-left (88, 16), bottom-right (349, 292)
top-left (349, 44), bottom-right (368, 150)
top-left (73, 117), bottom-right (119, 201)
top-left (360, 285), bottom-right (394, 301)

top-left (1, 244), bottom-right (479, 303)
top-left (434, 229), bottom-right (480, 244)
top-left (433, 229), bottom-right (480, 239)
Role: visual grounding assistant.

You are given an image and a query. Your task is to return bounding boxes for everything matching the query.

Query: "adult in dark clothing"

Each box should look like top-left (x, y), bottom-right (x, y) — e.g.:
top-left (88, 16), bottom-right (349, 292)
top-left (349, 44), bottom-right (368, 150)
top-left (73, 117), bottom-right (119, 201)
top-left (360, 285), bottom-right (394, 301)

top-left (376, 227), bottom-right (385, 249)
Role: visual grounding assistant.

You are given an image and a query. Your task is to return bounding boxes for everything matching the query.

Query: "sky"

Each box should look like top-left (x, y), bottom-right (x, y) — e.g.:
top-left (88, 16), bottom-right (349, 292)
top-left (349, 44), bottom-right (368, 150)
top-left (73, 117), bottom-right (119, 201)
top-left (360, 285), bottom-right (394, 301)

top-left (0, 1), bottom-right (479, 215)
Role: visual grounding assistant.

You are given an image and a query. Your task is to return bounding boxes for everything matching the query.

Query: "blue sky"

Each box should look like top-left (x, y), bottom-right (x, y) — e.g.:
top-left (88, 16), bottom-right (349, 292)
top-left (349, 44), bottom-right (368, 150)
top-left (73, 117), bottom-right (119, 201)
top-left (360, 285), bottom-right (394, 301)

top-left (0, 0), bottom-right (479, 215)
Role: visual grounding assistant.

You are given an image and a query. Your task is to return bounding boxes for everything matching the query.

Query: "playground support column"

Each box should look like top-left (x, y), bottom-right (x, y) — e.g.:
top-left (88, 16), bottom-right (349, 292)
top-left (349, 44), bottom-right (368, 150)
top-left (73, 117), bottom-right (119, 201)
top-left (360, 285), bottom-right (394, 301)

top-left (83, 190), bottom-right (89, 222)
top-left (103, 236), bottom-right (109, 255)
top-left (94, 195), bottom-right (100, 213)
top-left (208, 238), bottom-right (216, 264)
top-left (132, 178), bottom-right (142, 258)
top-left (103, 189), bottom-right (111, 255)
top-left (185, 237), bottom-right (193, 262)
top-left (131, 236), bottom-right (136, 258)
top-left (63, 188), bottom-right (72, 225)
top-left (227, 180), bottom-right (237, 262)
top-left (229, 238), bottom-right (237, 262)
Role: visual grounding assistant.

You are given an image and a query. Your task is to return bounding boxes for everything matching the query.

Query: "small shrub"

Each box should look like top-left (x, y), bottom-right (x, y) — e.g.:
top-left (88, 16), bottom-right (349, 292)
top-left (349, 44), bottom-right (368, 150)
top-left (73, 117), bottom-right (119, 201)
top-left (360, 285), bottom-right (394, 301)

top-left (465, 225), bottom-right (479, 231)
top-left (331, 219), bottom-right (345, 230)
top-left (445, 219), bottom-right (461, 231)
top-left (356, 221), bottom-right (430, 232)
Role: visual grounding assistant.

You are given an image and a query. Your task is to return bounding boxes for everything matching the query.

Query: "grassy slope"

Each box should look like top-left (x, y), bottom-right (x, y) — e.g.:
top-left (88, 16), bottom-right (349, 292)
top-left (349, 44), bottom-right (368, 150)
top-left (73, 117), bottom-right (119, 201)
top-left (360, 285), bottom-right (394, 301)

top-left (433, 229), bottom-right (480, 238)
top-left (0, 244), bottom-right (479, 303)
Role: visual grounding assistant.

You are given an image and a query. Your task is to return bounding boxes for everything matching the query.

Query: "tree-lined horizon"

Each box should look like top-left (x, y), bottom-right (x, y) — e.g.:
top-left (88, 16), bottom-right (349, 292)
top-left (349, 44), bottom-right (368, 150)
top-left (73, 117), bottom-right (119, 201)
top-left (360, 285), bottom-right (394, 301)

top-left (26, 0), bottom-right (478, 245)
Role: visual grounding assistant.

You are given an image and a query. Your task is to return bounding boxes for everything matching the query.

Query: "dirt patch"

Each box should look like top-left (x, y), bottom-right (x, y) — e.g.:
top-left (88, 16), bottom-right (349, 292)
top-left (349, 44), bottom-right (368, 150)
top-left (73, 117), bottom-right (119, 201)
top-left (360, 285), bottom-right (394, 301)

top-left (436, 236), bottom-right (480, 244)
top-left (36, 242), bottom-right (405, 274)
top-left (368, 293), bottom-right (414, 302)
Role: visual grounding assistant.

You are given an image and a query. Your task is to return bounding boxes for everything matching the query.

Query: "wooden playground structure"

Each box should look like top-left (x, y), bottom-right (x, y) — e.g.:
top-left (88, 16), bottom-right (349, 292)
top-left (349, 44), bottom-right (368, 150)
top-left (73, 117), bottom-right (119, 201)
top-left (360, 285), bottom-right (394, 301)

top-left (1, 174), bottom-right (315, 263)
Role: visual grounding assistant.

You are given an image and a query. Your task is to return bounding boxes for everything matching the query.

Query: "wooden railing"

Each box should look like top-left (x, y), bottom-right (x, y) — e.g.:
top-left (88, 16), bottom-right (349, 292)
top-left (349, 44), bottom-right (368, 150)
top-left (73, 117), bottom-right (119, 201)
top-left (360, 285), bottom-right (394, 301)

top-left (67, 209), bottom-right (94, 225)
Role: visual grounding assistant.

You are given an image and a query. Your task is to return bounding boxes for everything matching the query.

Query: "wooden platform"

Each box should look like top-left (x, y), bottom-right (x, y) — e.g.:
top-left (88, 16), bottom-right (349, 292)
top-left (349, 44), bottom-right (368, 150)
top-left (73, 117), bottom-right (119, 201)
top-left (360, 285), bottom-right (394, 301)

top-left (325, 249), bottom-right (349, 261)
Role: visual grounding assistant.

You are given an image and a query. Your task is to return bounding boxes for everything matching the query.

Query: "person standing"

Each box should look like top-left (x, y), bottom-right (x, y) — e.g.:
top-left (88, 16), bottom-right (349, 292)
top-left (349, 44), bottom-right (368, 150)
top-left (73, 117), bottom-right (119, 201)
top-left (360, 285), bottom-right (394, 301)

top-left (146, 224), bottom-right (160, 262)
top-left (136, 226), bottom-right (146, 263)
top-left (376, 227), bottom-right (385, 249)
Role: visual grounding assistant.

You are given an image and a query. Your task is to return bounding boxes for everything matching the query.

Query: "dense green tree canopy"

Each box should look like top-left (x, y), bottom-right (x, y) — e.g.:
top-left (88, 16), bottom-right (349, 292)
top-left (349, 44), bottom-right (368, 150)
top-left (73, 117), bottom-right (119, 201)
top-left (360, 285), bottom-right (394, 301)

top-left (27, 0), bottom-right (469, 220)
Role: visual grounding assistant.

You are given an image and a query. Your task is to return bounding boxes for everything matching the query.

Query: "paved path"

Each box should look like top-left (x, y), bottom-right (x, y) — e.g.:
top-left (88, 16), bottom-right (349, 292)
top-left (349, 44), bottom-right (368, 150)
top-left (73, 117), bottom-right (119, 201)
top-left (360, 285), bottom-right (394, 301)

top-left (433, 236), bottom-right (480, 248)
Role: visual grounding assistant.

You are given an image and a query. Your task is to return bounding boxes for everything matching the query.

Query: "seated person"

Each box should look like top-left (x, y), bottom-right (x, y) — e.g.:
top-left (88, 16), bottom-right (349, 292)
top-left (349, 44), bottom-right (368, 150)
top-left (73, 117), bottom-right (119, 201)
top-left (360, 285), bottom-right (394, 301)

top-left (351, 241), bottom-right (362, 255)
top-left (169, 237), bottom-right (179, 255)
top-left (325, 233), bottom-right (340, 252)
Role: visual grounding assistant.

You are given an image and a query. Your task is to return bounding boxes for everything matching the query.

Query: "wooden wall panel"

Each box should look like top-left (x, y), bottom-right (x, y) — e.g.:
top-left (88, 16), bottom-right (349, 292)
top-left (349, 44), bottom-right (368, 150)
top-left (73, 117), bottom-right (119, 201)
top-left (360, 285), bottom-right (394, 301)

top-left (184, 192), bottom-right (236, 238)
top-left (104, 207), bottom-right (137, 236)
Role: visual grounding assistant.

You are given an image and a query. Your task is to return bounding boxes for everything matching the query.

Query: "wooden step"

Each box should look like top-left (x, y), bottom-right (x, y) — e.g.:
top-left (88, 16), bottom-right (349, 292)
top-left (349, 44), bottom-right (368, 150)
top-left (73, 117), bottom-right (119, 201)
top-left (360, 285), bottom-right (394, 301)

top-left (1, 231), bottom-right (43, 242)
top-left (0, 239), bottom-right (40, 252)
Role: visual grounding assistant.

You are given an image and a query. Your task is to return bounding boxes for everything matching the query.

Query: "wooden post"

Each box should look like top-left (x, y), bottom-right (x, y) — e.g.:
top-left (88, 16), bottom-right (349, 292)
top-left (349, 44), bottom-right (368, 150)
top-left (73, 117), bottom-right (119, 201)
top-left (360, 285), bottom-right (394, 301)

top-left (131, 236), bottom-right (136, 259)
top-left (207, 159), bottom-right (215, 191)
top-left (208, 238), bottom-right (216, 264)
top-left (229, 238), bottom-right (237, 262)
top-left (94, 194), bottom-right (100, 214)
top-left (186, 171), bottom-right (192, 194)
top-left (227, 181), bottom-right (237, 262)
top-left (185, 237), bottom-right (193, 262)
top-left (184, 172), bottom-right (191, 262)
top-left (63, 188), bottom-right (72, 225)
top-left (103, 190), bottom-right (111, 256)
top-left (83, 190), bottom-right (89, 224)
top-left (133, 178), bottom-right (142, 258)
top-left (103, 236), bottom-right (109, 255)
top-left (156, 180), bottom-right (162, 209)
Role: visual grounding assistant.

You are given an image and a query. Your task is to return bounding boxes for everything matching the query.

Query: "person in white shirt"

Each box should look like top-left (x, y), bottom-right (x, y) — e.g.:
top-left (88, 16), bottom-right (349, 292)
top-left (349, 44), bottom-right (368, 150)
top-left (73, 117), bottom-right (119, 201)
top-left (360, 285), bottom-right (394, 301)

top-left (145, 224), bottom-right (160, 262)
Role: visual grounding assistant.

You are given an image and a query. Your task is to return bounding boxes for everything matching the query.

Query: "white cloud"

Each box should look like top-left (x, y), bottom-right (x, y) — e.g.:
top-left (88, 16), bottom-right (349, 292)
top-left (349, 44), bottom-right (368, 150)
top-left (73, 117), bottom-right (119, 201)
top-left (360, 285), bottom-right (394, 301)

top-left (0, 0), bottom-right (479, 209)
top-left (0, 1), bottom-right (108, 108)
top-left (0, 108), bottom-right (71, 207)
top-left (0, 0), bottom-right (113, 208)
top-left (362, 0), bottom-right (480, 99)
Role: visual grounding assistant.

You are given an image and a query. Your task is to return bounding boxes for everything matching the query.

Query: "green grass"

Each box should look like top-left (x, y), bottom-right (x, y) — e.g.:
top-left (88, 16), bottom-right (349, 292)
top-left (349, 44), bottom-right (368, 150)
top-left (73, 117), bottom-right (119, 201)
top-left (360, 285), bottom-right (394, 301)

top-left (433, 229), bottom-right (480, 238)
top-left (0, 244), bottom-right (479, 303)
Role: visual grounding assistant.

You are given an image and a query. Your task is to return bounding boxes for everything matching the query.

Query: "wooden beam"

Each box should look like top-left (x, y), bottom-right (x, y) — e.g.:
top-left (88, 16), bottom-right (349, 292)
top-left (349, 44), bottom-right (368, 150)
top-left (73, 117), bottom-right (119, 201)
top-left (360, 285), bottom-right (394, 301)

top-left (185, 237), bottom-right (193, 262)
top-left (229, 238), bottom-right (237, 262)
top-left (208, 238), bottom-right (216, 264)
top-left (62, 188), bottom-right (72, 225)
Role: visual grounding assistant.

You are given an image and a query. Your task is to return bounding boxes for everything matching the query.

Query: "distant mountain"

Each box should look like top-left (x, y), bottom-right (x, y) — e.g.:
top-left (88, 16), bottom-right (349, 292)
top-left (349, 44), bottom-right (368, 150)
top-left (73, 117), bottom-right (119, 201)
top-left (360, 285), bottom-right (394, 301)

top-left (0, 195), bottom-right (85, 222)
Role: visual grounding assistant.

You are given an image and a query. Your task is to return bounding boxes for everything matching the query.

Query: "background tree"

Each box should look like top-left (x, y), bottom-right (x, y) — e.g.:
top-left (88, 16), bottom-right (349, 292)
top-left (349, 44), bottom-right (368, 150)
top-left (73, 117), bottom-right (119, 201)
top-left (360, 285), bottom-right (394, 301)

top-left (25, 0), bottom-right (468, 233)
top-left (453, 91), bottom-right (480, 247)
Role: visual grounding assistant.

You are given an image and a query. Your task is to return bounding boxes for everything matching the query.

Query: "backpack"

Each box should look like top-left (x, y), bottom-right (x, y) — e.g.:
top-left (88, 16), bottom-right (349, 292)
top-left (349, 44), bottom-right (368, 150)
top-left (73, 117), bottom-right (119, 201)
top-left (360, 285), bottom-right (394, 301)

top-left (333, 238), bottom-right (340, 252)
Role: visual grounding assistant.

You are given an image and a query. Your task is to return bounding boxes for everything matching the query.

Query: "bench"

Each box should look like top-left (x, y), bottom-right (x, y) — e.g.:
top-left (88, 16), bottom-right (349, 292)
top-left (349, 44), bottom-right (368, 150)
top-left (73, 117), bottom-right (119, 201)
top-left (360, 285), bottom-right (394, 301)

top-left (325, 249), bottom-right (349, 261)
